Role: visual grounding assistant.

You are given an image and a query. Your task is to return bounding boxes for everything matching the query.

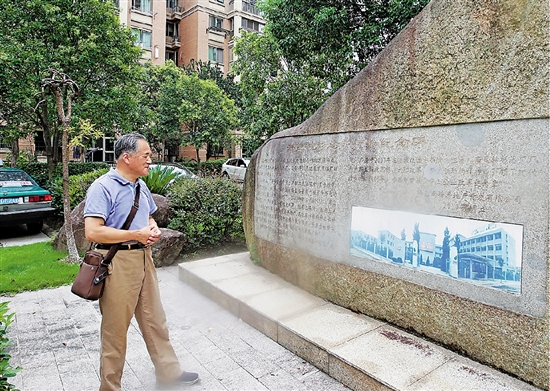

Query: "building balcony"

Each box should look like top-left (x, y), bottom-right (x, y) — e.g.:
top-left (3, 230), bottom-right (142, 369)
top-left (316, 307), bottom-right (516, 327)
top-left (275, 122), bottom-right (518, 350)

top-left (242, 2), bottom-right (263, 16)
top-left (207, 26), bottom-right (230, 36)
top-left (166, 6), bottom-right (184, 20)
top-left (165, 36), bottom-right (181, 49)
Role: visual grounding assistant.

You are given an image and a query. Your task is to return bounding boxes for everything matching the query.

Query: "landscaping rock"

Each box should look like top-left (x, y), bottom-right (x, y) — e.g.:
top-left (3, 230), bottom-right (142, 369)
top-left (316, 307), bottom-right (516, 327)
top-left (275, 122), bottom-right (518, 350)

top-left (152, 194), bottom-right (171, 228)
top-left (52, 201), bottom-right (89, 254)
top-left (151, 228), bottom-right (186, 267)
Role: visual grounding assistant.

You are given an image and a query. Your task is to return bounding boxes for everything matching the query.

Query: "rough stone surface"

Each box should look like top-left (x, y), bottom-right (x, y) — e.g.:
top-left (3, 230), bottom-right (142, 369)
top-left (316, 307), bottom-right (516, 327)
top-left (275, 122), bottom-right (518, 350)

top-left (151, 193), bottom-right (171, 228)
top-left (242, 0), bottom-right (550, 389)
top-left (274, 0), bottom-right (549, 139)
top-left (52, 201), bottom-right (89, 254)
top-left (151, 228), bottom-right (186, 267)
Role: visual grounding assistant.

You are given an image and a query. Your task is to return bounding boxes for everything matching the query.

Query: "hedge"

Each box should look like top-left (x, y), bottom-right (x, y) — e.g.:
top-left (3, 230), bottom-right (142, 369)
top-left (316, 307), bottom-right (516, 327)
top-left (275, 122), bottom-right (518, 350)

top-left (167, 177), bottom-right (243, 249)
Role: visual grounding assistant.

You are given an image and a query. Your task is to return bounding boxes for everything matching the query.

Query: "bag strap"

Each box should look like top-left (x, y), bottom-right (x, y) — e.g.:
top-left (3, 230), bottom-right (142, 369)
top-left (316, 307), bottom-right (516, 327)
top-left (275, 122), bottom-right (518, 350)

top-left (101, 182), bottom-right (141, 265)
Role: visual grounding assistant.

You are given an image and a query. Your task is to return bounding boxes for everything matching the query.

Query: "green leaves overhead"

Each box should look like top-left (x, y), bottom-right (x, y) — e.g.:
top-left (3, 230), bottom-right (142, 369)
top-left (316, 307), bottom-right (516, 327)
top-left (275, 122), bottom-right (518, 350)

top-left (141, 62), bottom-right (238, 164)
top-left (0, 0), bottom-right (143, 168)
top-left (260, 0), bottom-right (430, 90)
top-left (231, 0), bottom-right (429, 152)
top-left (233, 31), bottom-right (330, 151)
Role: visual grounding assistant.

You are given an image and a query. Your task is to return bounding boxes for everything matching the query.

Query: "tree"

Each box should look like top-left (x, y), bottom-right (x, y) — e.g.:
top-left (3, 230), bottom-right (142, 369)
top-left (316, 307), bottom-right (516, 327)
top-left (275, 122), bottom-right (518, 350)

top-left (0, 0), bottom-right (143, 262)
top-left (183, 59), bottom-right (241, 107)
top-left (0, 0), bottom-right (143, 177)
top-left (146, 62), bottom-right (238, 170)
top-left (233, 31), bottom-right (330, 153)
top-left (175, 76), bottom-right (238, 168)
top-left (412, 222), bottom-right (420, 266)
top-left (441, 227), bottom-right (451, 273)
top-left (137, 62), bottom-right (183, 158)
top-left (453, 233), bottom-right (461, 272)
top-left (260, 0), bottom-right (430, 91)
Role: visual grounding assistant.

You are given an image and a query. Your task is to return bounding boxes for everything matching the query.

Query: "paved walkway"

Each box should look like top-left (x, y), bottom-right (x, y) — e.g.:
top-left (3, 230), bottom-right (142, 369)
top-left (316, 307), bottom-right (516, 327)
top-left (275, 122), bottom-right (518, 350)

top-left (1, 262), bottom-right (345, 391)
top-left (2, 252), bottom-right (543, 391)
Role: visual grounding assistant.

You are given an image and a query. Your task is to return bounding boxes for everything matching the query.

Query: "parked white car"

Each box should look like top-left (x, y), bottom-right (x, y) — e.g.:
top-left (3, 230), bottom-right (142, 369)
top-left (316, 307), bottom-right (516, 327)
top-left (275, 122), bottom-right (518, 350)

top-left (221, 158), bottom-right (250, 181)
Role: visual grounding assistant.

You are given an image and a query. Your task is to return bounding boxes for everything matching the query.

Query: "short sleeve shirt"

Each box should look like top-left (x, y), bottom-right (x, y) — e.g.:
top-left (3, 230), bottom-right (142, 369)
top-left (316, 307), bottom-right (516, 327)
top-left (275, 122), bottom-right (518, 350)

top-left (83, 168), bottom-right (157, 230)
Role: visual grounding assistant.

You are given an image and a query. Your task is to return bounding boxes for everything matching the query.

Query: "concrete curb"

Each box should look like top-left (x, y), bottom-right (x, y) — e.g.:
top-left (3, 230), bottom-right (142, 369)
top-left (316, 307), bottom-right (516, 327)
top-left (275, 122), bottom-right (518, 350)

top-left (179, 252), bottom-right (542, 391)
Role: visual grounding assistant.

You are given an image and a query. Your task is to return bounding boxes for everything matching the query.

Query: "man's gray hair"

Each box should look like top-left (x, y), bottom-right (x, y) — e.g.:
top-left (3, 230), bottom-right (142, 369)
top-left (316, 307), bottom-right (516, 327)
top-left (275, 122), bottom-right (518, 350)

top-left (114, 133), bottom-right (147, 160)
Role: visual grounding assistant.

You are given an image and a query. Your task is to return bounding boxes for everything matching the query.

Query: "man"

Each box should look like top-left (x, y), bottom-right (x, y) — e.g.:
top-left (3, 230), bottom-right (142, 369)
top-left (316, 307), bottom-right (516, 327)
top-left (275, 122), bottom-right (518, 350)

top-left (84, 133), bottom-right (199, 391)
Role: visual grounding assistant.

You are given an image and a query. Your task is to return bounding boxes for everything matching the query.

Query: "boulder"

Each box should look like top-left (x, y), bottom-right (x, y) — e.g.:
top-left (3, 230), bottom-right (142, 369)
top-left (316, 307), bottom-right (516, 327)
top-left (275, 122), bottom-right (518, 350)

top-left (52, 201), bottom-right (90, 254)
top-left (152, 194), bottom-right (171, 228)
top-left (151, 228), bottom-right (186, 267)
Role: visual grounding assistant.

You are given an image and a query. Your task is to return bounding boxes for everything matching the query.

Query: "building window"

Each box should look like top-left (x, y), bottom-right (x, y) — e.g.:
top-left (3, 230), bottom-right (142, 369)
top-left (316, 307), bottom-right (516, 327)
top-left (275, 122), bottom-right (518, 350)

top-left (132, 28), bottom-right (152, 50)
top-left (209, 15), bottom-right (224, 29)
top-left (0, 136), bottom-right (9, 149)
top-left (242, 0), bottom-right (262, 16)
top-left (166, 51), bottom-right (178, 65)
top-left (208, 46), bottom-right (224, 63)
top-left (132, 0), bottom-right (152, 13)
top-left (166, 22), bottom-right (179, 37)
top-left (241, 17), bottom-right (264, 32)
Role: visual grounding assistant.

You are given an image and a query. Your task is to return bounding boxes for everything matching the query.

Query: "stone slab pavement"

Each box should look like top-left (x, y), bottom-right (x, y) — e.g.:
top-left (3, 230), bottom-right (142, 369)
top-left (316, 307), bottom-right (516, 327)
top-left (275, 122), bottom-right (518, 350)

top-left (1, 262), bottom-right (346, 391)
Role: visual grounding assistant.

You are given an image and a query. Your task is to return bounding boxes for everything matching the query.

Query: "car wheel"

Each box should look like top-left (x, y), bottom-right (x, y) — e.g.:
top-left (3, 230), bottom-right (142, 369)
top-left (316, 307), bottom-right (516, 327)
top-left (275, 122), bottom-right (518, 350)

top-left (27, 222), bottom-right (43, 234)
top-left (222, 172), bottom-right (229, 179)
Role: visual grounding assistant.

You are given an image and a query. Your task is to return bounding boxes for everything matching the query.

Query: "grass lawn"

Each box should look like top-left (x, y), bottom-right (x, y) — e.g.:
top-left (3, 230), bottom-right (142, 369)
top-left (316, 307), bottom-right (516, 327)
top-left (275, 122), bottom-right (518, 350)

top-left (0, 241), bottom-right (77, 295)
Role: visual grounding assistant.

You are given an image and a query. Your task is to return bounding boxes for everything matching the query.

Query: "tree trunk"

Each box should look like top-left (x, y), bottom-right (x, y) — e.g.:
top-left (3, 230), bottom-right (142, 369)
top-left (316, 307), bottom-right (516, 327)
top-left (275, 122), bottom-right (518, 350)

top-left (62, 122), bottom-right (79, 262)
top-left (10, 139), bottom-right (19, 167)
top-left (195, 147), bottom-right (201, 175)
top-left (48, 77), bottom-right (79, 262)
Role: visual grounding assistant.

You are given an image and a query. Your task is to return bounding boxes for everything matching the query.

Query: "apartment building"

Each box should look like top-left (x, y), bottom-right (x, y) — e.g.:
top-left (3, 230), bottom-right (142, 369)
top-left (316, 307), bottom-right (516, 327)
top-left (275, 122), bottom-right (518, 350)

top-left (109, 0), bottom-right (266, 75)
top-left (167, 0), bottom-right (265, 73)
top-left (115, 0), bottom-right (166, 65)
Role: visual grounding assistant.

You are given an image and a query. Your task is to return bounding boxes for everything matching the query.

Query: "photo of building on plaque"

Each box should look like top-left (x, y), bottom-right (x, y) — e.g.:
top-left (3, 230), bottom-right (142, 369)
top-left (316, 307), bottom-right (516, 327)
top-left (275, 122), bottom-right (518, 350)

top-left (350, 207), bottom-right (523, 294)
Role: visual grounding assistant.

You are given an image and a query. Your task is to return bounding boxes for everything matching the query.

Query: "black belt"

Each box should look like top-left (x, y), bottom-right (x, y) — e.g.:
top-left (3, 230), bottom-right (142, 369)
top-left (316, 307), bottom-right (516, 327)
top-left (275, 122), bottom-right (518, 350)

top-left (96, 243), bottom-right (147, 250)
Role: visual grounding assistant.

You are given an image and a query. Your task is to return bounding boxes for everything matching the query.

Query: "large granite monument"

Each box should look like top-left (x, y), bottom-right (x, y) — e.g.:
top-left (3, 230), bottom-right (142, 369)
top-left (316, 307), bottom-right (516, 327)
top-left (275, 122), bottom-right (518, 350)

top-left (243, 0), bottom-right (549, 389)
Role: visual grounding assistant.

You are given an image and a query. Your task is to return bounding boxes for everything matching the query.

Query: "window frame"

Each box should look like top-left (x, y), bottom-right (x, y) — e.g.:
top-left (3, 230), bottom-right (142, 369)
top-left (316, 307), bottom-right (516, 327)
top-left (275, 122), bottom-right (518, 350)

top-left (208, 45), bottom-right (224, 63)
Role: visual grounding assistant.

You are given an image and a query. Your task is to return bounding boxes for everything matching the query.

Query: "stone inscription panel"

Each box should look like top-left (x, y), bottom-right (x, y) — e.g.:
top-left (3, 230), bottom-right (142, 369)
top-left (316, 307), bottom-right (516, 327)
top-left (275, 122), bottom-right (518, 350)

top-left (254, 118), bottom-right (549, 317)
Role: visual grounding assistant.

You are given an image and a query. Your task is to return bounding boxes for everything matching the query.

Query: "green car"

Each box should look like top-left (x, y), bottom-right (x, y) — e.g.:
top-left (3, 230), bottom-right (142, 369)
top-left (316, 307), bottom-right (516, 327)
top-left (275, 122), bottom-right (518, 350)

top-left (0, 166), bottom-right (55, 234)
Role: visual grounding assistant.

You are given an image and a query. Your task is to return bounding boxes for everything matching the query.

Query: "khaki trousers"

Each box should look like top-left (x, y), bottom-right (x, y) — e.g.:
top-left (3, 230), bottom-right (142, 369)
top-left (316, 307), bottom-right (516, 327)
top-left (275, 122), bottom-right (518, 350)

top-left (98, 247), bottom-right (181, 391)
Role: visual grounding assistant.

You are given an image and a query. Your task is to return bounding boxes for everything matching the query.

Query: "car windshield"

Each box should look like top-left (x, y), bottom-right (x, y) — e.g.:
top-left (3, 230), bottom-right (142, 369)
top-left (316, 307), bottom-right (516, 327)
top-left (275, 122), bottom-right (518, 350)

top-left (0, 171), bottom-right (36, 187)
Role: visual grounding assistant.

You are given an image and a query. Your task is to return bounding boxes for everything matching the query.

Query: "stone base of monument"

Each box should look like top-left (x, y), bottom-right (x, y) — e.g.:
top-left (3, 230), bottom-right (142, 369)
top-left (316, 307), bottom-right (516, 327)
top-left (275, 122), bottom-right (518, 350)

top-left (179, 253), bottom-right (540, 391)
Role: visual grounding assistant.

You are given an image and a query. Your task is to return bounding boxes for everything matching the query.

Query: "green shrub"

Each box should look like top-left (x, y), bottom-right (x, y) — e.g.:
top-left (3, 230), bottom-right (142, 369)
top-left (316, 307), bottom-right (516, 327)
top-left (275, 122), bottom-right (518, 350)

top-left (141, 165), bottom-right (180, 195)
top-left (50, 168), bottom-right (109, 215)
top-left (0, 302), bottom-right (21, 391)
top-left (167, 178), bottom-right (243, 249)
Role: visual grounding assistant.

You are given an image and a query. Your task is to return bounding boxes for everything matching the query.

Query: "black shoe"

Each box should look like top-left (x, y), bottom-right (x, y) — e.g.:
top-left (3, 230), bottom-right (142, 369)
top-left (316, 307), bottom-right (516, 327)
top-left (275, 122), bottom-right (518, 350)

top-left (177, 371), bottom-right (199, 385)
top-left (157, 372), bottom-right (200, 389)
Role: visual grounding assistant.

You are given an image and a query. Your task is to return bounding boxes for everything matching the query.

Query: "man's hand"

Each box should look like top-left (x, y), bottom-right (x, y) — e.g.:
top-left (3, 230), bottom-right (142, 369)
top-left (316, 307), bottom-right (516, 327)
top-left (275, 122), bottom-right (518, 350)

top-left (146, 224), bottom-right (162, 246)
